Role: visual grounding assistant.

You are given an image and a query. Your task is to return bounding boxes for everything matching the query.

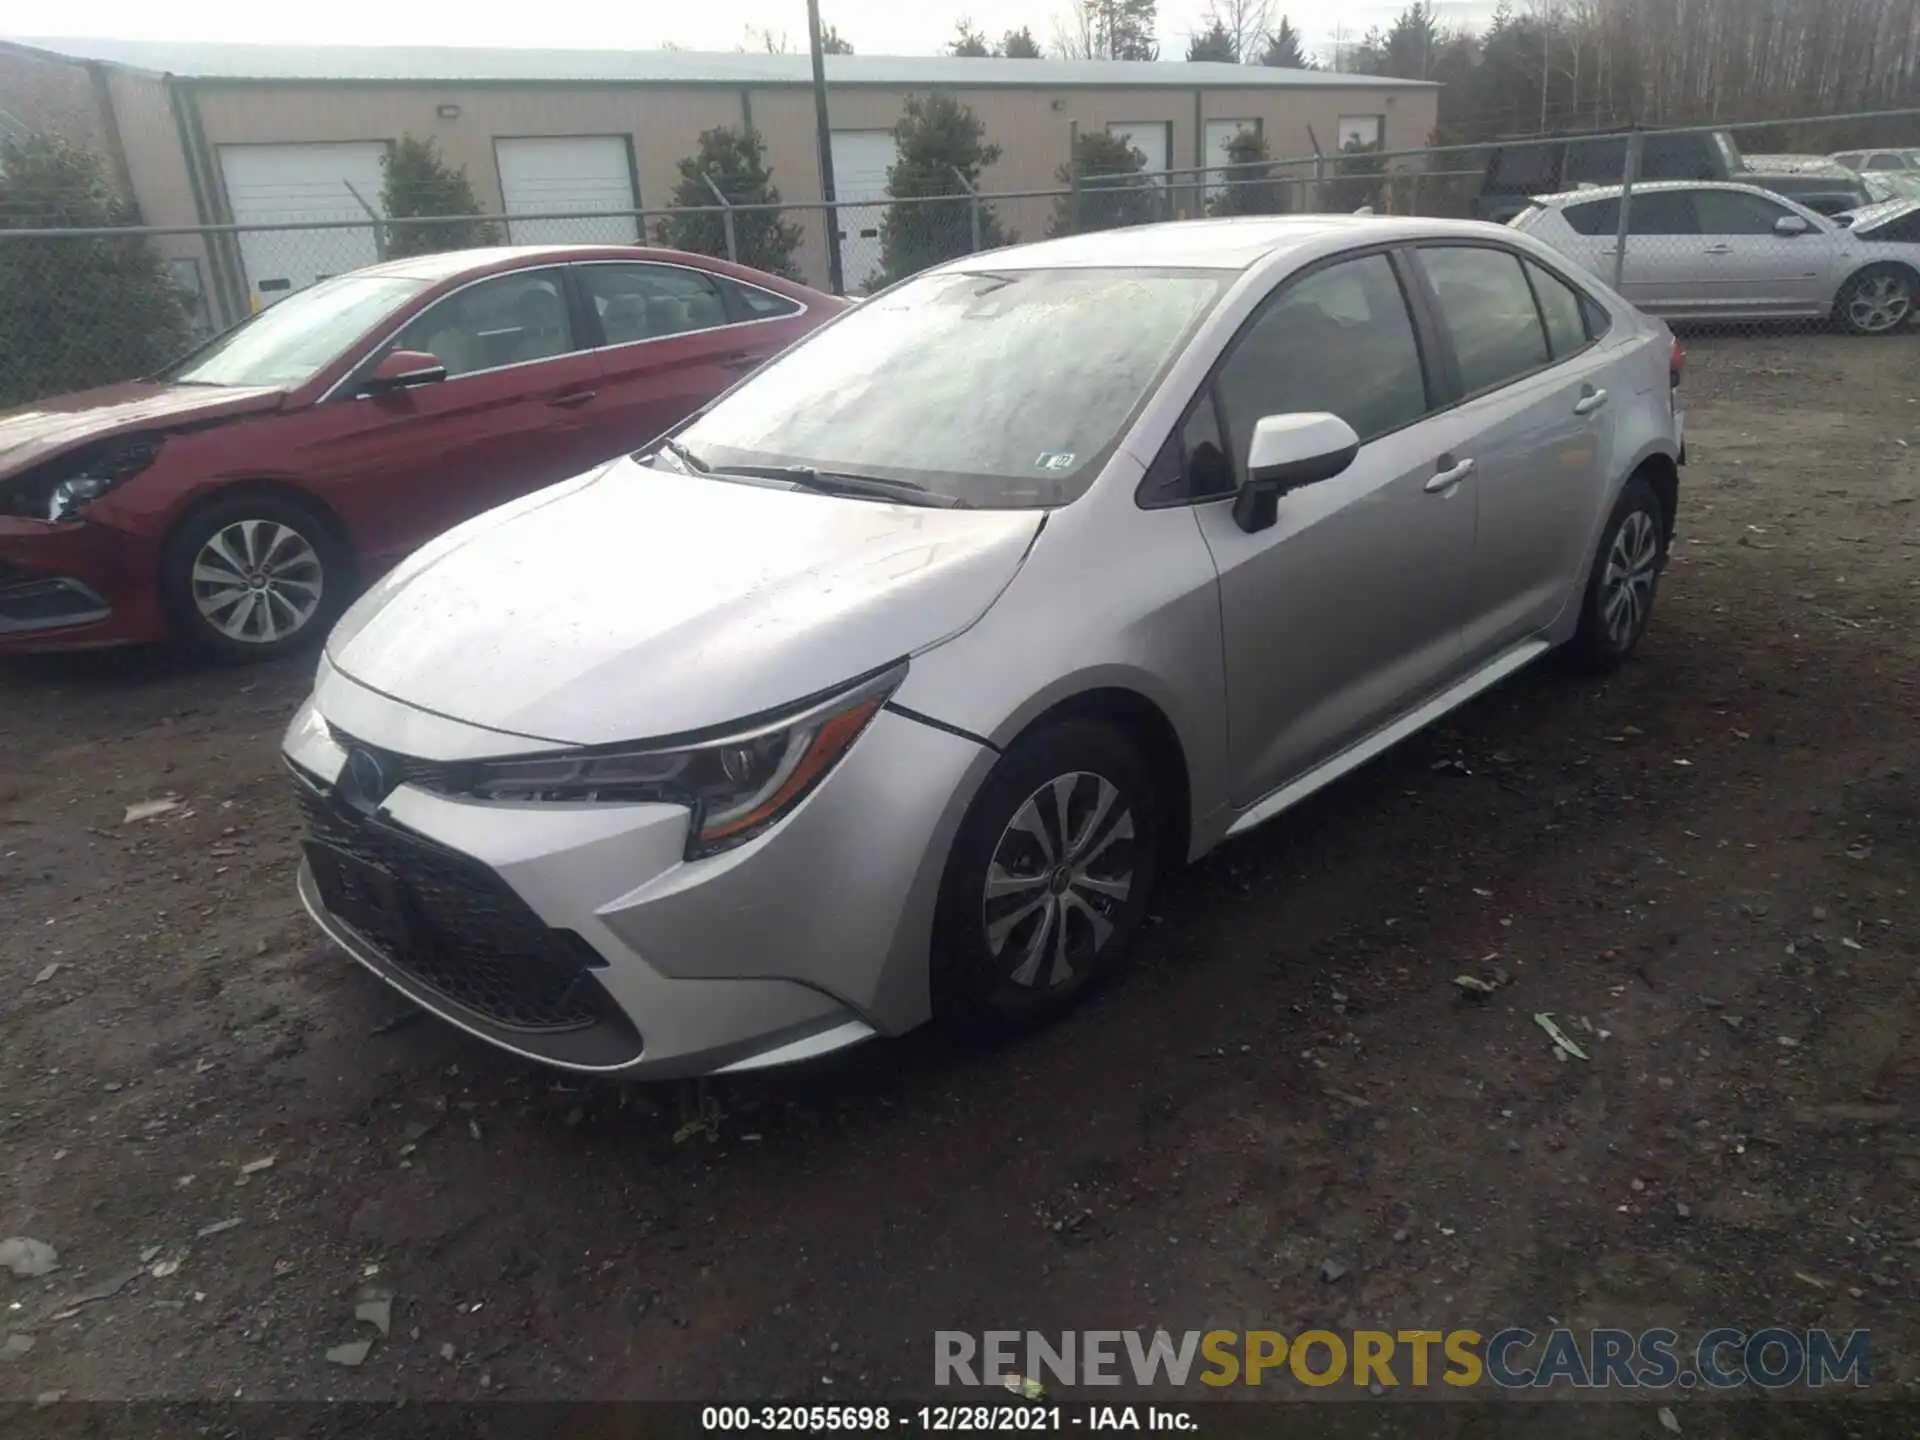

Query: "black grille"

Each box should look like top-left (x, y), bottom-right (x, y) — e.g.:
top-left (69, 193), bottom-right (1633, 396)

top-left (294, 775), bottom-right (615, 1035)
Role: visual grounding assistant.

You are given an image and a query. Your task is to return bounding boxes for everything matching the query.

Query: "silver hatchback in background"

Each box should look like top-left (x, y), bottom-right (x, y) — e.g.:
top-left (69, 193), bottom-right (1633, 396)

top-left (1513, 180), bottom-right (1920, 334)
top-left (285, 215), bottom-right (1686, 1079)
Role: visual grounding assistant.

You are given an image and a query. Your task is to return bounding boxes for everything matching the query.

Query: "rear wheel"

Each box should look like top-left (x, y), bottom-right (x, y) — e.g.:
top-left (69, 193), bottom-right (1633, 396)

top-left (160, 494), bottom-right (349, 661)
top-left (931, 720), bottom-right (1159, 1033)
top-left (1835, 265), bottom-right (1916, 336)
top-left (1568, 475), bottom-right (1665, 672)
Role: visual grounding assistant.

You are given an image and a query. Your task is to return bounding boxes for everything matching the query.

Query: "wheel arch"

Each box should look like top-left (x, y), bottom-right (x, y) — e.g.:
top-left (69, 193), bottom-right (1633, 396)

top-left (996, 685), bottom-right (1194, 873)
top-left (161, 478), bottom-right (355, 564)
top-left (1835, 258), bottom-right (1920, 331)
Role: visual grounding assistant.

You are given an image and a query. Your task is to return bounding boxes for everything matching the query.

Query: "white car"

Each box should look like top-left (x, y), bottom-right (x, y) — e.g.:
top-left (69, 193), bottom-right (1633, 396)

top-left (1513, 181), bottom-right (1920, 334)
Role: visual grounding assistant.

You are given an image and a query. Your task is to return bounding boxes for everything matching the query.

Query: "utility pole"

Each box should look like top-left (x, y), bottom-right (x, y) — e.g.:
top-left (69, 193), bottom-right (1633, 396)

top-left (805, 0), bottom-right (844, 295)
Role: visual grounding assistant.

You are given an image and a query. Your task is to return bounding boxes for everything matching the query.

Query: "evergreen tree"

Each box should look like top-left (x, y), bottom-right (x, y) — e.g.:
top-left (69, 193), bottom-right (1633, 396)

top-left (1186, 20), bottom-right (1240, 62)
top-left (950, 19), bottom-right (992, 56)
top-left (1051, 131), bottom-right (1161, 235)
top-left (653, 128), bottom-right (803, 279)
top-left (0, 135), bottom-right (190, 407)
top-left (1208, 126), bottom-right (1290, 215)
top-left (1258, 16), bottom-right (1314, 67)
top-left (877, 93), bottom-right (1009, 284)
top-left (1000, 26), bottom-right (1044, 57)
top-left (380, 136), bottom-right (500, 258)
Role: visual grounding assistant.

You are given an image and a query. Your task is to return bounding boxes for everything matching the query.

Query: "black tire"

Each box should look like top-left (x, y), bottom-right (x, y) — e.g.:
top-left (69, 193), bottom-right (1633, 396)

top-left (1834, 264), bottom-right (1917, 336)
top-left (931, 719), bottom-right (1160, 1034)
top-left (1567, 475), bottom-right (1665, 673)
top-left (159, 492), bottom-right (351, 662)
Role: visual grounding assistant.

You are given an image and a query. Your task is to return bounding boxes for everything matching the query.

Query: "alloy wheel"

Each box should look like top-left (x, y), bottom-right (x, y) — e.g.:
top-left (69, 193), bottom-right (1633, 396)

top-left (1846, 274), bottom-right (1913, 333)
top-left (190, 519), bottom-right (325, 645)
top-left (1601, 508), bottom-right (1659, 651)
top-left (981, 771), bottom-right (1136, 990)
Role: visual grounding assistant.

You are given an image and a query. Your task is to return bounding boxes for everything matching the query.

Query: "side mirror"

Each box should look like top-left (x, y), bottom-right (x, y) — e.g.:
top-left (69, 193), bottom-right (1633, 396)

top-left (359, 349), bottom-right (447, 395)
top-left (1774, 214), bottom-right (1813, 237)
top-left (1232, 413), bottom-right (1361, 534)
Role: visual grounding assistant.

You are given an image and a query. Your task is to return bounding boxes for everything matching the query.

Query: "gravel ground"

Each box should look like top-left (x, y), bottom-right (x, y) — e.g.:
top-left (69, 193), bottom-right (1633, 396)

top-left (0, 332), bottom-right (1915, 1430)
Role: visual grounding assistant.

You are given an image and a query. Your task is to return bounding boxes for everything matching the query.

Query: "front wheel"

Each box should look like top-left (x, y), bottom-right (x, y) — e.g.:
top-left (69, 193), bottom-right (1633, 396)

top-left (1568, 476), bottom-right (1665, 672)
top-left (160, 494), bottom-right (349, 661)
top-left (1835, 265), bottom-right (1916, 336)
top-left (931, 720), bottom-right (1159, 1034)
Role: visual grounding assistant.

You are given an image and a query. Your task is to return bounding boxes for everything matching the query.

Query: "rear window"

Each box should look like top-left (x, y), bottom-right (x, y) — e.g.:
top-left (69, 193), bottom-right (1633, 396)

top-left (1491, 143), bottom-right (1559, 188)
top-left (1561, 197), bottom-right (1619, 235)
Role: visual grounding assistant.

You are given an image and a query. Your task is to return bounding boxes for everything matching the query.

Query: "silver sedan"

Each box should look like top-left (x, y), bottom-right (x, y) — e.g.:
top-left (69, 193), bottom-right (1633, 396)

top-left (284, 215), bottom-right (1686, 1078)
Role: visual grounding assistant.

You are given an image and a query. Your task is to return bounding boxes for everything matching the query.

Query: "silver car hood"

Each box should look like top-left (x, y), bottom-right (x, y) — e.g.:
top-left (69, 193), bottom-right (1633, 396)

top-left (325, 458), bottom-right (1043, 747)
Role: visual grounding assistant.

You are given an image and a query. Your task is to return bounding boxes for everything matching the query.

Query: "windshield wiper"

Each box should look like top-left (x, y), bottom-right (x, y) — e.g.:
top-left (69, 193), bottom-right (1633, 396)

top-left (715, 464), bottom-right (969, 509)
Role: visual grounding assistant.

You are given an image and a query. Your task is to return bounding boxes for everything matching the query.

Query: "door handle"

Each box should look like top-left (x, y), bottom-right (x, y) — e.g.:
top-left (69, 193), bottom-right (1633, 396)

top-left (721, 355), bottom-right (763, 372)
top-left (1702, 244), bottom-right (1733, 254)
top-left (548, 389), bottom-right (598, 409)
top-left (1573, 388), bottom-right (1610, 416)
top-left (1424, 457), bottom-right (1475, 494)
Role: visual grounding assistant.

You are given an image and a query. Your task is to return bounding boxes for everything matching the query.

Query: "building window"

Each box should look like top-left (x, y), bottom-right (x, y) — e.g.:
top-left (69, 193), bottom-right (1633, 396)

top-left (1337, 115), bottom-right (1385, 152)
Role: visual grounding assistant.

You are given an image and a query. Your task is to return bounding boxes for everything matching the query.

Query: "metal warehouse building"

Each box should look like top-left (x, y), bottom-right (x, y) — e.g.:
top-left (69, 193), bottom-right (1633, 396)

top-left (1, 36), bottom-right (1436, 322)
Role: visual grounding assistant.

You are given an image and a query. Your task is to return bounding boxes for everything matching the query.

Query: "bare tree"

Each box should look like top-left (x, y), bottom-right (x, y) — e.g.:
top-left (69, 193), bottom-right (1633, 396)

top-left (1204, 0), bottom-right (1275, 62)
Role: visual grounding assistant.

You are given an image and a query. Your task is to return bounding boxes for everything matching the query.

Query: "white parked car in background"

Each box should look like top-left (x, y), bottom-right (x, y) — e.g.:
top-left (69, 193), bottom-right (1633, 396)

top-left (1512, 181), bottom-right (1920, 334)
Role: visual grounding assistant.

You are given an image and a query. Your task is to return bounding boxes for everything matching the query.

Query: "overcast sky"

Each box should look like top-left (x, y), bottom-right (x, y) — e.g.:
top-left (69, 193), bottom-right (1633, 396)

top-left (28, 0), bottom-right (1503, 67)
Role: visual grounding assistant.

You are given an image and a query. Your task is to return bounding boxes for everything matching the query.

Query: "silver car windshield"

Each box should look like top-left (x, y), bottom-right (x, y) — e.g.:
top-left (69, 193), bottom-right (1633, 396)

top-left (163, 275), bottom-right (433, 389)
top-left (669, 266), bottom-right (1230, 509)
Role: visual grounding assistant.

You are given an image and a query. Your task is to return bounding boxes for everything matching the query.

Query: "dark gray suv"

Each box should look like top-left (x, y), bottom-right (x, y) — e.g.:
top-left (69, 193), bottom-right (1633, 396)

top-left (1477, 128), bottom-right (1747, 223)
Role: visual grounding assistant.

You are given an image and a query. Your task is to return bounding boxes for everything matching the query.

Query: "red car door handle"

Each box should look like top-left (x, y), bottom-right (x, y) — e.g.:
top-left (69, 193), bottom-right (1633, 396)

top-left (548, 389), bottom-right (598, 409)
top-left (721, 355), bottom-right (763, 372)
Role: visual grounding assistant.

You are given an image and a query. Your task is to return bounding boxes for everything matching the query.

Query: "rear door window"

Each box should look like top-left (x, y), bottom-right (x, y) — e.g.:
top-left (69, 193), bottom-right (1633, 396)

top-left (575, 262), bottom-right (731, 346)
top-left (1524, 260), bottom-right (1594, 360)
top-left (1693, 189), bottom-right (1795, 234)
top-left (1416, 246), bottom-right (1551, 396)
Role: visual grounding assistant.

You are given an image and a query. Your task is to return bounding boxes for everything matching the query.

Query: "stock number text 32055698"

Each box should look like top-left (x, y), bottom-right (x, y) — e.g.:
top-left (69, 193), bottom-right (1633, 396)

top-left (702, 1405), bottom-right (1067, 1431)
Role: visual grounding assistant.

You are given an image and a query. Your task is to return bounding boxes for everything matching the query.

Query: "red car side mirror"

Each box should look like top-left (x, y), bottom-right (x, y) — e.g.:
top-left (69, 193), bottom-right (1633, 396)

top-left (360, 350), bottom-right (448, 395)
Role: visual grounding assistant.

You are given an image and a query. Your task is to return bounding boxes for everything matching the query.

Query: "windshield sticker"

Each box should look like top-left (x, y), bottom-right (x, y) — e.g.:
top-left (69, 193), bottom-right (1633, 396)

top-left (1035, 452), bottom-right (1076, 471)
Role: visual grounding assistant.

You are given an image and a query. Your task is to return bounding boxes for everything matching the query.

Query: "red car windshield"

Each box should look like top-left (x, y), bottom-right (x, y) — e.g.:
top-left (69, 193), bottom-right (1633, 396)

top-left (163, 274), bottom-right (433, 390)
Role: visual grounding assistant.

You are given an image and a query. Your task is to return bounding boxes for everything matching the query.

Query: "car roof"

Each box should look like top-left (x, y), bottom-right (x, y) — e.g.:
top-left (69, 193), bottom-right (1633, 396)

top-left (350, 244), bottom-right (738, 283)
top-left (1745, 153), bottom-right (1856, 176)
top-left (932, 214), bottom-right (1522, 273)
top-left (1529, 179), bottom-right (1810, 207)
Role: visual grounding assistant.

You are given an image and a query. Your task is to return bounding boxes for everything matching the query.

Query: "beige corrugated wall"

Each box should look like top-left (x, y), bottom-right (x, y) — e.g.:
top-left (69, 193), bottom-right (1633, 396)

top-left (169, 79), bottom-right (1439, 290)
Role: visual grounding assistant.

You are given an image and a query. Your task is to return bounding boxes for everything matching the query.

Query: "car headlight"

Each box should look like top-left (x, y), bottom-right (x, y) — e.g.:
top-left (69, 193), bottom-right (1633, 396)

top-left (4, 436), bottom-right (166, 522)
top-left (468, 661), bottom-right (906, 858)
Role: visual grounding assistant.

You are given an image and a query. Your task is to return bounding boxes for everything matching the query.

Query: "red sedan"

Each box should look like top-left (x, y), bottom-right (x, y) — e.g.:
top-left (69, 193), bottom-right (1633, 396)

top-left (0, 245), bottom-right (842, 658)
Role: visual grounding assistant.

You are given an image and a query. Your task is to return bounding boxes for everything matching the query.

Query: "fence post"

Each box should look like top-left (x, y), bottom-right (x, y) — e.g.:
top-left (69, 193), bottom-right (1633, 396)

top-left (1306, 125), bottom-right (1327, 213)
top-left (953, 166), bottom-right (983, 253)
top-left (342, 180), bottom-right (386, 261)
top-left (701, 173), bottom-right (738, 263)
top-left (1068, 120), bottom-right (1082, 234)
top-left (1612, 128), bottom-right (1642, 291)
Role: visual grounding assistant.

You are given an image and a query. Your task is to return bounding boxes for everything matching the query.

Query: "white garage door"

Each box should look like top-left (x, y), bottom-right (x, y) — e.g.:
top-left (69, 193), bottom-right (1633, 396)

top-left (1108, 121), bottom-right (1172, 177)
top-left (495, 136), bottom-right (637, 246)
top-left (830, 129), bottom-right (896, 293)
top-left (218, 142), bottom-right (389, 310)
top-left (1205, 119), bottom-right (1258, 202)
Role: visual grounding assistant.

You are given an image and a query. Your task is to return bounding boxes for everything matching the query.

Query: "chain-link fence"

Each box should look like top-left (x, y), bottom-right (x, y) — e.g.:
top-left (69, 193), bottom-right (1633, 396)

top-left (4, 106), bottom-right (1918, 409)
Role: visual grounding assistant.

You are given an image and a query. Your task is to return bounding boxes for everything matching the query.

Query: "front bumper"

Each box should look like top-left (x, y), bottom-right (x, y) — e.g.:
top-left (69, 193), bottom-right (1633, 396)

top-left (0, 517), bottom-right (165, 649)
top-left (285, 665), bottom-right (995, 1079)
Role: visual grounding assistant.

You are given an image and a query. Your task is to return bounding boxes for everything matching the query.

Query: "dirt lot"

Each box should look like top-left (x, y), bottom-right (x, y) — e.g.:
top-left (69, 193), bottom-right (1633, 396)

top-left (0, 332), bottom-right (1916, 1426)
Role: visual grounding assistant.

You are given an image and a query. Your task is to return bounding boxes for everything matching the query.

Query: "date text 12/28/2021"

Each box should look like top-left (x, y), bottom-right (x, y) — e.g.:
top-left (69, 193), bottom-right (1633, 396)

top-left (702, 1406), bottom-right (1196, 1431)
